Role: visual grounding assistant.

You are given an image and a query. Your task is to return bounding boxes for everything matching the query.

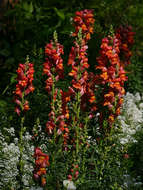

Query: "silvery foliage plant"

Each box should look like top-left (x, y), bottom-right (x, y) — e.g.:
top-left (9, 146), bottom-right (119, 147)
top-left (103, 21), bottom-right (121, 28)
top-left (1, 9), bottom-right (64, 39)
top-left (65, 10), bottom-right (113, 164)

top-left (0, 127), bottom-right (20, 189)
top-left (117, 92), bottom-right (143, 144)
top-left (0, 126), bottom-right (42, 190)
top-left (117, 92), bottom-right (143, 189)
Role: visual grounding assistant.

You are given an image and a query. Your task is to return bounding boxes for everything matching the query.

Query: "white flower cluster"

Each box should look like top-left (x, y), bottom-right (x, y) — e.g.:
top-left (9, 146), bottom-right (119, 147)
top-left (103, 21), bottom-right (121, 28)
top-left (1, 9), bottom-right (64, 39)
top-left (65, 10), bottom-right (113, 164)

top-left (0, 141), bottom-right (20, 188)
top-left (22, 132), bottom-right (35, 188)
top-left (0, 127), bottom-right (42, 189)
top-left (117, 92), bottom-right (143, 144)
top-left (63, 180), bottom-right (76, 190)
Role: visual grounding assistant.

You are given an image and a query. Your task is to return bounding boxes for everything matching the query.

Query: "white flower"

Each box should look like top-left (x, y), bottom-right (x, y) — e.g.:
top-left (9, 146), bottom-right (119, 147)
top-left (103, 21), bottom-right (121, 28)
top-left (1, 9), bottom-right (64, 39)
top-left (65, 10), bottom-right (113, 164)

top-left (139, 102), bottom-right (143, 109)
top-left (117, 92), bottom-right (143, 144)
top-left (63, 180), bottom-right (76, 190)
top-left (0, 129), bottom-right (35, 189)
top-left (134, 92), bottom-right (141, 102)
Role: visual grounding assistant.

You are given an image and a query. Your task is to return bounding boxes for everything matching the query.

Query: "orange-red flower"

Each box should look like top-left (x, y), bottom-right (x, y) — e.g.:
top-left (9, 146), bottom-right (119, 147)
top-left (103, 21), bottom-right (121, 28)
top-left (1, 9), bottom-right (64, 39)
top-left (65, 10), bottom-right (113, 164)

top-left (41, 177), bottom-right (46, 187)
top-left (115, 25), bottom-right (135, 66)
top-left (72, 9), bottom-right (95, 42)
top-left (23, 100), bottom-right (30, 111)
top-left (33, 147), bottom-right (49, 186)
top-left (95, 35), bottom-right (128, 134)
top-left (14, 61), bottom-right (34, 115)
top-left (43, 40), bottom-right (64, 93)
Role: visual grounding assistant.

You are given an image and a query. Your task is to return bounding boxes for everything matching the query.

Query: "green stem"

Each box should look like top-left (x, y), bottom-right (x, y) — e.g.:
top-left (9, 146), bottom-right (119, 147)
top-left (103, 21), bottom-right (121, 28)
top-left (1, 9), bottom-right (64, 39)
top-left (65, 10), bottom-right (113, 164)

top-left (75, 91), bottom-right (80, 156)
top-left (81, 113), bottom-right (89, 179)
top-left (51, 74), bottom-right (57, 143)
top-left (18, 115), bottom-right (25, 189)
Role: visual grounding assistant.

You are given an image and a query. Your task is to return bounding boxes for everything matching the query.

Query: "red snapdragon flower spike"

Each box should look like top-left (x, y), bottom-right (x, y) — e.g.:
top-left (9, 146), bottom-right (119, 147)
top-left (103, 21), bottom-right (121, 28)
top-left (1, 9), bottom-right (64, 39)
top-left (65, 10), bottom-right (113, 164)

top-left (45, 89), bottom-right (71, 149)
top-left (46, 112), bottom-right (70, 149)
top-left (33, 147), bottom-right (49, 186)
top-left (95, 35), bottom-right (128, 134)
top-left (43, 40), bottom-right (64, 94)
top-left (68, 44), bottom-right (96, 113)
top-left (68, 10), bottom-right (96, 115)
top-left (68, 41), bottom-right (89, 92)
top-left (116, 25), bottom-right (135, 46)
top-left (72, 9), bottom-right (95, 42)
top-left (43, 37), bottom-right (71, 149)
top-left (14, 61), bottom-right (35, 115)
top-left (115, 25), bottom-right (135, 66)
top-left (96, 26), bottom-right (135, 132)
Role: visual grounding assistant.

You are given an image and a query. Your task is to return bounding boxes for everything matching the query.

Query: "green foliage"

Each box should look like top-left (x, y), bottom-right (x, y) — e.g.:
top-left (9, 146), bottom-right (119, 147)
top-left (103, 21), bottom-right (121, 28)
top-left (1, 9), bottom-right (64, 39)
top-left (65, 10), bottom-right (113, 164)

top-left (77, 134), bottom-right (127, 190)
top-left (128, 127), bottom-right (143, 184)
top-left (125, 56), bottom-right (143, 93)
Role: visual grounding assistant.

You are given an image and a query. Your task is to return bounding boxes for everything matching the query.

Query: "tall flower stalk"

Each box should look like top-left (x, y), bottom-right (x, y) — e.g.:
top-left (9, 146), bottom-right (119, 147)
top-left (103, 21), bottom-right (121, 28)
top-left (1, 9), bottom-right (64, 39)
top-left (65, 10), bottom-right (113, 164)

top-left (116, 25), bottom-right (135, 66)
top-left (43, 31), bottom-right (65, 141)
top-left (95, 26), bottom-right (134, 137)
top-left (14, 56), bottom-right (34, 188)
top-left (95, 35), bottom-right (127, 136)
top-left (67, 9), bottom-right (95, 182)
top-left (39, 32), bottom-right (68, 188)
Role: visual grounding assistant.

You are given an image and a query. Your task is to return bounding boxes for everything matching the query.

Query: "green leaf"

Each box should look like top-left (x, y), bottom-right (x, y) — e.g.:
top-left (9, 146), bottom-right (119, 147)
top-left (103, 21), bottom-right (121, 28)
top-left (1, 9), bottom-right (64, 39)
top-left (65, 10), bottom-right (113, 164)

top-left (23, 2), bottom-right (29, 11)
top-left (0, 100), bottom-right (7, 109)
top-left (54, 8), bottom-right (65, 20)
top-left (23, 2), bottom-right (33, 13)
top-left (10, 74), bottom-right (17, 84)
top-left (5, 58), bottom-right (15, 66)
top-left (0, 49), bottom-right (10, 57)
top-left (29, 2), bottom-right (34, 13)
